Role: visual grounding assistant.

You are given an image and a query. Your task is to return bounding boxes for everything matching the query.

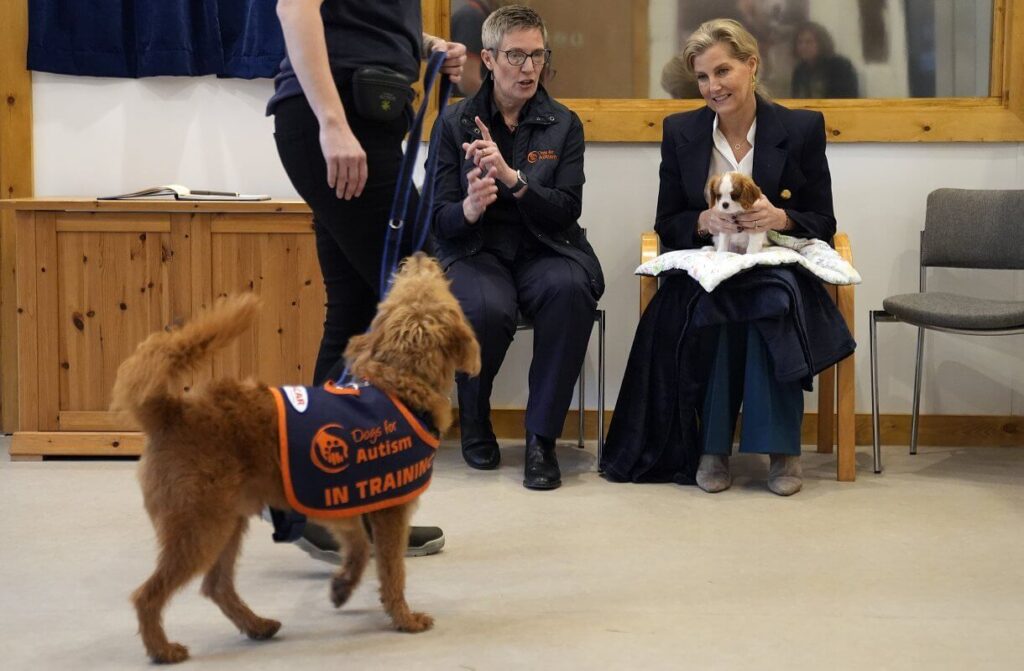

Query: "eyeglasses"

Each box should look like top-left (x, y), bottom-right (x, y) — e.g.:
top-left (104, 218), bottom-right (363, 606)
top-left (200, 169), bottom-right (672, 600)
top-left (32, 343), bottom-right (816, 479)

top-left (490, 48), bottom-right (551, 67)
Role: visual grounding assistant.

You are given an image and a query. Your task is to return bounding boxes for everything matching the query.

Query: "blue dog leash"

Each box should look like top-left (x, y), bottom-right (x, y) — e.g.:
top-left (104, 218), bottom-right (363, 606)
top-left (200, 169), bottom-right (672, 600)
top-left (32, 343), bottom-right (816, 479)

top-left (335, 47), bottom-right (452, 389)
top-left (379, 49), bottom-right (454, 298)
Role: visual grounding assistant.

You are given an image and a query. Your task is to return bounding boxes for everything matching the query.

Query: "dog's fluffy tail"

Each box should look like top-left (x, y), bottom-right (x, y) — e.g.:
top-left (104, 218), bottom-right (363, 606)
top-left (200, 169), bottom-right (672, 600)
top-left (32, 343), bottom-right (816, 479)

top-left (110, 294), bottom-right (261, 428)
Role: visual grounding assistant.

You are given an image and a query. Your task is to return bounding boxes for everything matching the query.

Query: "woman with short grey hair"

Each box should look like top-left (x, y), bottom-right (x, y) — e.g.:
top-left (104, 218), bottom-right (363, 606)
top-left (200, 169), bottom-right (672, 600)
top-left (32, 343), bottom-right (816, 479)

top-left (430, 5), bottom-right (604, 490)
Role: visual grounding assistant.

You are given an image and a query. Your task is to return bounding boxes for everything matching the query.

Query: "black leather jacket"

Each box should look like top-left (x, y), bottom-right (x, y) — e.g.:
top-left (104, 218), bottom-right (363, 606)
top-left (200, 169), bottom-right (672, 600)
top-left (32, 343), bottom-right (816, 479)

top-left (428, 78), bottom-right (604, 299)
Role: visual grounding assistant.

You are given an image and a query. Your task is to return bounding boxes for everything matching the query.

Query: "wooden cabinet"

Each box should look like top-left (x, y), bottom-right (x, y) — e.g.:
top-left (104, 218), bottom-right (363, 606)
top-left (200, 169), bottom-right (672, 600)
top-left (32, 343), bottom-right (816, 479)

top-left (0, 199), bottom-right (323, 458)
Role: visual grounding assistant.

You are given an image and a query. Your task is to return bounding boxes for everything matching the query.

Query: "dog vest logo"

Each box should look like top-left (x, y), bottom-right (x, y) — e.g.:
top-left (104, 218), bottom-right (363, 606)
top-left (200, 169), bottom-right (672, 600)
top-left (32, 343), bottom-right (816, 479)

top-left (283, 386), bottom-right (308, 413)
top-left (527, 149), bottom-right (557, 163)
top-left (311, 424), bottom-right (350, 474)
top-left (270, 383), bottom-right (439, 518)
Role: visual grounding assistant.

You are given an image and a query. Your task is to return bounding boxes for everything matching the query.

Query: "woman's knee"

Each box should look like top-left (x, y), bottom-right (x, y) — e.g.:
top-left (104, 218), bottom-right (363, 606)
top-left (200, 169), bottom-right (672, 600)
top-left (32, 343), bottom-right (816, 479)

top-left (541, 268), bottom-right (595, 311)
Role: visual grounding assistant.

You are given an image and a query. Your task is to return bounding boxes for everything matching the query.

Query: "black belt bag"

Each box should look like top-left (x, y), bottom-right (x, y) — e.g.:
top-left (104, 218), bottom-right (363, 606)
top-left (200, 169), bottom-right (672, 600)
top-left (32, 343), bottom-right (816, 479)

top-left (351, 66), bottom-right (414, 122)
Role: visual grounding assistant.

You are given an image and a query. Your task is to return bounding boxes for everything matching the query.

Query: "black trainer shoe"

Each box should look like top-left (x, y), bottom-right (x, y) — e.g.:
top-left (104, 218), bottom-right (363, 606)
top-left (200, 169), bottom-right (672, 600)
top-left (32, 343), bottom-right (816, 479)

top-left (404, 525), bottom-right (446, 557)
top-left (293, 521), bottom-right (445, 563)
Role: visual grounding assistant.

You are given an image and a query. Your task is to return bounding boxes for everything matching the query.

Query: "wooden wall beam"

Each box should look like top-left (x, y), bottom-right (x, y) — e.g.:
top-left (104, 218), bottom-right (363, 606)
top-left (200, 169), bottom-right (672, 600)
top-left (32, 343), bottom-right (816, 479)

top-left (0, 0), bottom-right (32, 198)
top-left (0, 0), bottom-right (32, 432)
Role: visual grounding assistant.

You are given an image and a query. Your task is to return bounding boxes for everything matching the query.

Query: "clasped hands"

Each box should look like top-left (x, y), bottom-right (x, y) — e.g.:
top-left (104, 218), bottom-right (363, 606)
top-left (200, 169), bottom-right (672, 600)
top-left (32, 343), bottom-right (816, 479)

top-left (462, 116), bottom-right (519, 224)
top-left (699, 196), bottom-right (788, 236)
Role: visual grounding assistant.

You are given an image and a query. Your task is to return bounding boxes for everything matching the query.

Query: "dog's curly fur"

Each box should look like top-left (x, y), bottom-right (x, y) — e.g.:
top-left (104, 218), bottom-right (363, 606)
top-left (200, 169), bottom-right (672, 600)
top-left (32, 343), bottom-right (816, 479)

top-left (114, 254), bottom-right (480, 664)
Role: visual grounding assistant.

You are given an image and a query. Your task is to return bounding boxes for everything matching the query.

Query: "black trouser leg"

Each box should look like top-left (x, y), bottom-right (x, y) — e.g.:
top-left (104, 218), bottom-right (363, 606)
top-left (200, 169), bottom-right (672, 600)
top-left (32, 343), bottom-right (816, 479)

top-left (270, 87), bottom-right (413, 543)
top-left (446, 253), bottom-right (518, 443)
top-left (516, 254), bottom-right (596, 440)
top-left (273, 90), bottom-right (415, 384)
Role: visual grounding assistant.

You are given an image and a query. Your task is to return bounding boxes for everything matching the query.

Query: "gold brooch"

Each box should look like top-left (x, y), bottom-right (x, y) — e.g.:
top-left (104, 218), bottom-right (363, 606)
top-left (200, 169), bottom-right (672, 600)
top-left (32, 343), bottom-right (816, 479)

top-left (780, 189), bottom-right (792, 200)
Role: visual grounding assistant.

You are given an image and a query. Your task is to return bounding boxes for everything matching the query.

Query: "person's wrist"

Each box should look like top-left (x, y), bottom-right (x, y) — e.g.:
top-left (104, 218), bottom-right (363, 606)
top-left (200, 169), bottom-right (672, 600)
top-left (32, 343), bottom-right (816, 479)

top-left (422, 34), bottom-right (443, 55)
top-left (319, 114), bottom-right (349, 132)
top-left (501, 168), bottom-right (518, 189)
top-left (462, 198), bottom-right (480, 224)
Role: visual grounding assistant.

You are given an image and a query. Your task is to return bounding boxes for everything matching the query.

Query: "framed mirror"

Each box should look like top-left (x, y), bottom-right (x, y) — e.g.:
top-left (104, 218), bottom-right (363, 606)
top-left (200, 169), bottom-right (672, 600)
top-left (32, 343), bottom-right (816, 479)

top-left (425, 0), bottom-right (1024, 142)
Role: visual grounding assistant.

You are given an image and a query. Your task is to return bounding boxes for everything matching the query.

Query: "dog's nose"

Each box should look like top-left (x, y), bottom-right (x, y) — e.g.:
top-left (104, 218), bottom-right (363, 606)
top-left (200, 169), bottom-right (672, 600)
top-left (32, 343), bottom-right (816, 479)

top-left (721, 202), bottom-right (730, 209)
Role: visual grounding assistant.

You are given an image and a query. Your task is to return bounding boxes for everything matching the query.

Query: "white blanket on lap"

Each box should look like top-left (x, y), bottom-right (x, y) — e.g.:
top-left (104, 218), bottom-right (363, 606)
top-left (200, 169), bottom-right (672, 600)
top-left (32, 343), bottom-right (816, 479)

top-left (635, 231), bottom-right (862, 293)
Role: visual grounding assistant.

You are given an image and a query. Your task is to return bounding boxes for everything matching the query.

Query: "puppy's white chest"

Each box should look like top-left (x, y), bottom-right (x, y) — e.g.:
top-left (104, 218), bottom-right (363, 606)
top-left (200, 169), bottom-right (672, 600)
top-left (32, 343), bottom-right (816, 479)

top-left (712, 207), bottom-right (767, 255)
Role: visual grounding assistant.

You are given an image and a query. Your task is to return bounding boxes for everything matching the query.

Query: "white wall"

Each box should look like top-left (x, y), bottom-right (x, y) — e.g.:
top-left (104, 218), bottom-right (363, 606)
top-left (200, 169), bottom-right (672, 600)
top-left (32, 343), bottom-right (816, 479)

top-left (34, 73), bottom-right (1024, 418)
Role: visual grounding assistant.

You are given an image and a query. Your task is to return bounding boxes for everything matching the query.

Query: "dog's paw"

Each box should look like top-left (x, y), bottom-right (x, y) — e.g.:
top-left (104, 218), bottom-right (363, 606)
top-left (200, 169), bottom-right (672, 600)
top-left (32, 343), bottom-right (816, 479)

top-left (150, 642), bottom-right (189, 664)
top-left (330, 577), bottom-right (356, 608)
top-left (394, 611), bottom-right (434, 633)
top-left (244, 617), bottom-right (281, 641)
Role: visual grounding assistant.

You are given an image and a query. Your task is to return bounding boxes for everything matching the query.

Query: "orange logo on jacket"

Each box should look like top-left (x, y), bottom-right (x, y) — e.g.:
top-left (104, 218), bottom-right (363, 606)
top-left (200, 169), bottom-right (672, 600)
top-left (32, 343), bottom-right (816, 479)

top-left (311, 424), bottom-right (350, 474)
top-left (527, 149), bottom-right (558, 163)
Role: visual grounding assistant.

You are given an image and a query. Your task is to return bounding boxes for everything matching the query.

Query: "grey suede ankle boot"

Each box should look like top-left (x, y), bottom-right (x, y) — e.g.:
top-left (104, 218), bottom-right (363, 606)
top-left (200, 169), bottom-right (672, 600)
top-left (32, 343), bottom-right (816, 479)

top-left (695, 454), bottom-right (731, 493)
top-left (767, 454), bottom-right (803, 496)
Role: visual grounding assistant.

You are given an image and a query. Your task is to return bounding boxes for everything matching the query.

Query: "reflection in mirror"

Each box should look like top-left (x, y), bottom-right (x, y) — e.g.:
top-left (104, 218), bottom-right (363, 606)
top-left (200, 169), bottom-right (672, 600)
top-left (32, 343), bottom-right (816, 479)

top-left (449, 0), bottom-right (994, 100)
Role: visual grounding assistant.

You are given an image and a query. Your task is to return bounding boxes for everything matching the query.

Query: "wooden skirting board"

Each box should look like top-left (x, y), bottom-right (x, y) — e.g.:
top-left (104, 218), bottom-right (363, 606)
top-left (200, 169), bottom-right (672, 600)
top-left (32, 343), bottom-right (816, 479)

top-left (489, 411), bottom-right (1024, 449)
top-left (10, 412), bottom-right (1023, 459)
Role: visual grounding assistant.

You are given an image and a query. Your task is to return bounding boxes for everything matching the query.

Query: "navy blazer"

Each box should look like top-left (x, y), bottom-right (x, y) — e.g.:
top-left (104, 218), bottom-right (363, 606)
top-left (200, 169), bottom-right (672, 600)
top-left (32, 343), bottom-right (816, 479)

top-left (655, 96), bottom-right (837, 250)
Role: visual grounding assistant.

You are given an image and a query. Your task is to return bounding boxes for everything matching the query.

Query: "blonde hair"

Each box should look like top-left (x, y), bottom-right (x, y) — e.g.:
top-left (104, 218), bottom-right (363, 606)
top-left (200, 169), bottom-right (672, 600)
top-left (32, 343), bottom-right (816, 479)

top-left (681, 18), bottom-right (762, 81)
top-left (481, 4), bottom-right (548, 51)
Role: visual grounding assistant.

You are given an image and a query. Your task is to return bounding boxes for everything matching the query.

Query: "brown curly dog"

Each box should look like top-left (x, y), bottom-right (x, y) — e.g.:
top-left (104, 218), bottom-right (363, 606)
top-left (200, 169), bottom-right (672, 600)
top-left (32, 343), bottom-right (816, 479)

top-left (113, 253), bottom-right (480, 664)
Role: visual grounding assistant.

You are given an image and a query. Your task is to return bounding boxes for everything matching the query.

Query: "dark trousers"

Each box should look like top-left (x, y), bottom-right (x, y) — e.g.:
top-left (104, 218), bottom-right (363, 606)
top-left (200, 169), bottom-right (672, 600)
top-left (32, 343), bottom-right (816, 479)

top-left (273, 89), bottom-right (415, 385)
top-left (700, 323), bottom-right (803, 456)
top-left (447, 250), bottom-right (597, 440)
top-left (270, 87), bottom-right (413, 542)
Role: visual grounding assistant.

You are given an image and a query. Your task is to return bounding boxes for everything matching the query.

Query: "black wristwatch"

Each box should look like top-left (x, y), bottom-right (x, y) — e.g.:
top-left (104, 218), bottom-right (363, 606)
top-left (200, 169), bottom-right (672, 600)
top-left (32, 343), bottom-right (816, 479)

top-left (509, 169), bottom-right (528, 195)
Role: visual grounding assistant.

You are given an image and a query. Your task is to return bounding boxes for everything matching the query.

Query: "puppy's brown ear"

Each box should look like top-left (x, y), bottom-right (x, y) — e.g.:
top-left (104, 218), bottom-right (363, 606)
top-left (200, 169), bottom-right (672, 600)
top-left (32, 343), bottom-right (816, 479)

top-left (737, 175), bottom-right (763, 210)
top-left (705, 175), bottom-right (721, 208)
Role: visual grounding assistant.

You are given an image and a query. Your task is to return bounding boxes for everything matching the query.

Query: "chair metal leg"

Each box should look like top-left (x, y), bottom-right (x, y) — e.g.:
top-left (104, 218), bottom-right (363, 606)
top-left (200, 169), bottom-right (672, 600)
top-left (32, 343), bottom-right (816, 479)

top-left (910, 326), bottom-right (925, 455)
top-left (870, 310), bottom-right (882, 473)
top-left (577, 349), bottom-right (586, 449)
top-left (597, 310), bottom-right (606, 468)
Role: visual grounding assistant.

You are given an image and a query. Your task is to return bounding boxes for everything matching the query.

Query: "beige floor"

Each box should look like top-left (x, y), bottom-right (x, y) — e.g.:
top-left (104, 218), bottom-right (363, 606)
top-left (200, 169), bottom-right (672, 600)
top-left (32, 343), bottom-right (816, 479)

top-left (1, 436), bottom-right (1023, 670)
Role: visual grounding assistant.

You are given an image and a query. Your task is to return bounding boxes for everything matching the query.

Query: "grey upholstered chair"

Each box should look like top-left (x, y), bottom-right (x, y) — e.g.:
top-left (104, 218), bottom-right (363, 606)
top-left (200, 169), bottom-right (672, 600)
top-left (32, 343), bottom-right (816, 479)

top-left (869, 189), bottom-right (1024, 473)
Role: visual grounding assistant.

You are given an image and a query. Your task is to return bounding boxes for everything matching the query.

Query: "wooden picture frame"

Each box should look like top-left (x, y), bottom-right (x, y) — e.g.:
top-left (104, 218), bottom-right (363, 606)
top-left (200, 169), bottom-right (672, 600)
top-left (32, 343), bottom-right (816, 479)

top-left (426, 0), bottom-right (1024, 143)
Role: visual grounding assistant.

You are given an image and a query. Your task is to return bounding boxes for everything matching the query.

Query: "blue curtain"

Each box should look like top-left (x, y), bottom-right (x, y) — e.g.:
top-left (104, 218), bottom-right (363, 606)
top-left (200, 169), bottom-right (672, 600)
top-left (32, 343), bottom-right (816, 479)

top-left (28, 1), bottom-right (285, 79)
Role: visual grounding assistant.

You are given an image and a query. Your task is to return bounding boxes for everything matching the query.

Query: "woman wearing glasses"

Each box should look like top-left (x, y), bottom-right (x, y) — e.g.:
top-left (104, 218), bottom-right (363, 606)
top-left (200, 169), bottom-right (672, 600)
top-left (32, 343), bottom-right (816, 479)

top-left (430, 5), bottom-right (603, 490)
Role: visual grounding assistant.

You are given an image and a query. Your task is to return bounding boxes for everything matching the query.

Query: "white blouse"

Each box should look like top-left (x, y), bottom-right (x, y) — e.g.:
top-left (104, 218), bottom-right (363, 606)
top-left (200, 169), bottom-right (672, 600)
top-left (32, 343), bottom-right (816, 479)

top-left (709, 114), bottom-right (757, 178)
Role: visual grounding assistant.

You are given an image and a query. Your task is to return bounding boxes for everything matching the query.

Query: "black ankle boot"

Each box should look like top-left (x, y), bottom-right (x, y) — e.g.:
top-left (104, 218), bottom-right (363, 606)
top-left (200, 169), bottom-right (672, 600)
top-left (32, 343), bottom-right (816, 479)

top-left (523, 432), bottom-right (561, 490)
top-left (461, 418), bottom-right (500, 470)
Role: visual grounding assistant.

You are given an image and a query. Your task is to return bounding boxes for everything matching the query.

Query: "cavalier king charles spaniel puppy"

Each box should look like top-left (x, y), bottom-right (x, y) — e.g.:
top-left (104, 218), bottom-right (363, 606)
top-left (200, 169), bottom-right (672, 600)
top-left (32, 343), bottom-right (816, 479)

top-left (706, 171), bottom-right (766, 255)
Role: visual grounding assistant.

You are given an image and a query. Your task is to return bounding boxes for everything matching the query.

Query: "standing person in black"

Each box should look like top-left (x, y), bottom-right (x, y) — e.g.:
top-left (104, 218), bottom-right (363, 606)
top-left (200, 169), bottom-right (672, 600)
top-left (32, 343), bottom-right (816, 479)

top-left (430, 5), bottom-right (604, 490)
top-left (267, 0), bottom-right (466, 561)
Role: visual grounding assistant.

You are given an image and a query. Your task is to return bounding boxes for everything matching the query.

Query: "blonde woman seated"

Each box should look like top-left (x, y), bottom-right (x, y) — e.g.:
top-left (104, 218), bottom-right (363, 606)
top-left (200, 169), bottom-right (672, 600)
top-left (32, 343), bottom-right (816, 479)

top-left (601, 19), bottom-right (853, 496)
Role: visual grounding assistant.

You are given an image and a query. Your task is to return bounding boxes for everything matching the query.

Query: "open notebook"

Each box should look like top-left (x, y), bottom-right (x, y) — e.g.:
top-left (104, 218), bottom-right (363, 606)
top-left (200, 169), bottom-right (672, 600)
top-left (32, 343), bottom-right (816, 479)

top-left (99, 184), bottom-right (270, 201)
